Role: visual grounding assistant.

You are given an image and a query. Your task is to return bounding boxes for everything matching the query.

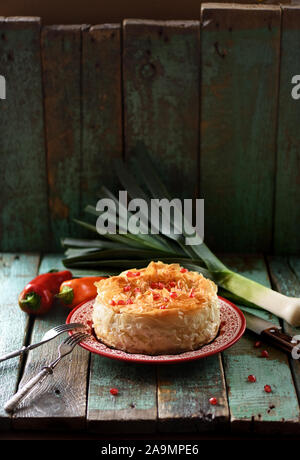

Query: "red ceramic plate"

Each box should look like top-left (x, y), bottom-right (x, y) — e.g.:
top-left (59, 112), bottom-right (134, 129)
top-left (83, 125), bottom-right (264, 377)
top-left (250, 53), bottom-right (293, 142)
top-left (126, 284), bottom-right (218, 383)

top-left (66, 296), bottom-right (245, 364)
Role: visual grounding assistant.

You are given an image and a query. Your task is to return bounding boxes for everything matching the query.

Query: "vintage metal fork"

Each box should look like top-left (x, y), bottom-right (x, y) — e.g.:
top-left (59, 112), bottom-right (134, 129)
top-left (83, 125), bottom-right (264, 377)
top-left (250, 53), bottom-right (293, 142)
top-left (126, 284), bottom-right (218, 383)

top-left (4, 332), bottom-right (88, 413)
top-left (0, 322), bottom-right (84, 363)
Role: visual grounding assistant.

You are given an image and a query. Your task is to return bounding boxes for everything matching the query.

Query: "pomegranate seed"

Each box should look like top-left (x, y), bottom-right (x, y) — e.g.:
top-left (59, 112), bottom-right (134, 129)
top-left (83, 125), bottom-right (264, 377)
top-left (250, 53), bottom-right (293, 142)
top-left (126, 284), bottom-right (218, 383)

top-left (189, 289), bottom-right (195, 298)
top-left (261, 350), bottom-right (269, 358)
top-left (254, 341), bottom-right (261, 348)
top-left (209, 397), bottom-right (217, 405)
top-left (157, 282), bottom-right (165, 290)
top-left (264, 385), bottom-right (272, 393)
top-left (127, 271), bottom-right (140, 278)
top-left (153, 294), bottom-right (160, 301)
top-left (169, 281), bottom-right (176, 288)
top-left (110, 388), bottom-right (118, 396)
top-left (117, 300), bottom-right (126, 305)
top-left (248, 374), bottom-right (256, 383)
top-left (170, 292), bottom-right (178, 299)
top-left (110, 300), bottom-right (116, 306)
top-left (180, 268), bottom-right (188, 273)
top-left (126, 298), bottom-right (133, 304)
top-left (123, 285), bottom-right (131, 292)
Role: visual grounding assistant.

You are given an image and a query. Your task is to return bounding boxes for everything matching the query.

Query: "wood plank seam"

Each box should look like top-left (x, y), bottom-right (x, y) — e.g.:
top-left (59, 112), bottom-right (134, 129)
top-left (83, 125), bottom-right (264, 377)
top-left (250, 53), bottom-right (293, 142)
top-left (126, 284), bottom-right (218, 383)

top-left (271, 7), bottom-right (282, 255)
top-left (0, 253), bottom-right (40, 430)
top-left (39, 19), bottom-right (52, 253)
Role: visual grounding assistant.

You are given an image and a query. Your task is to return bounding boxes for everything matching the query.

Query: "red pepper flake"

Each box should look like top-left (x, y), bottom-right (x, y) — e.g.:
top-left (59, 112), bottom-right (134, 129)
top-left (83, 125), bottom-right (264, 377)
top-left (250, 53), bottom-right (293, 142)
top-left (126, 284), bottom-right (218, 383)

top-left (153, 294), bottom-right (160, 301)
top-left (134, 287), bottom-right (141, 294)
top-left (163, 297), bottom-right (169, 302)
top-left (110, 300), bottom-right (116, 306)
top-left (180, 268), bottom-right (188, 273)
top-left (169, 281), bottom-right (176, 288)
top-left (160, 306), bottom-right (166, 309)
top-left (248, 374), bottom-right (256, 383)
top-left (157, 282), bottom-right (165, 290)
top-left (110, 388), bottom-right (118, 396)
top-left (123, 285), bottom-right (131, 292)
top-left (254, 341), bottom-right (261, 348)
top-left (117, 299), bottom-right (126, 305)
top-left (264, 385), bottom-right (272, 393)
top-left (209, 397), bottom-right (217, 405)
top-left (150, 282), bottom-right (158, 289)
top-left (261, 350), bottom-right (269, 358)
top-left (170, 292), bottom-right (178, 299)
top-left (127, 271), bottom-right (140, 278)
top-left (126, 298), bottom-right (133, 304)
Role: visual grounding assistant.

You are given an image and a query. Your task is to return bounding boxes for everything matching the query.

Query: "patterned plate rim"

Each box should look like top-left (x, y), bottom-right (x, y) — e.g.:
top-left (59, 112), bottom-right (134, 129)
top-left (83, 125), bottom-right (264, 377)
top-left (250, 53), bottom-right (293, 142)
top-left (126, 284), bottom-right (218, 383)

top-left (66, 296), bottom-right (246, 364)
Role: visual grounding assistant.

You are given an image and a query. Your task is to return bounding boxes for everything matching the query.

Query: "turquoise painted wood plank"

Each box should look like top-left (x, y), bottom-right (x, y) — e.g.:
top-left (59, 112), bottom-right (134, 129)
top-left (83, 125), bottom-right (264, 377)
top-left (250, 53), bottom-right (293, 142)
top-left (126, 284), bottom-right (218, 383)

top-left (267, 256), bottom-right (300, 410)
top-left (200, 5), bottom-right (281, 252)
top-left (0, 253), bottom-right (40, 430)
top-left (42, 26), bottom-right (82, 251)
top-left (274, 6), bottom-right (300, 255)
top-left (123, 20), bottom-right (200, 199)
top-left (81, 24), bottom-right (122, 212)
top-left (87, 356), bottom-right (157, 433)
top-left (0, 18), bottom-right (49, 251)
top-left (12, 254), bottom-right (89, 430)
top-left (157, 354), bottom-right (229, 432)
top-left (222, 255), bottom-right (299, 434)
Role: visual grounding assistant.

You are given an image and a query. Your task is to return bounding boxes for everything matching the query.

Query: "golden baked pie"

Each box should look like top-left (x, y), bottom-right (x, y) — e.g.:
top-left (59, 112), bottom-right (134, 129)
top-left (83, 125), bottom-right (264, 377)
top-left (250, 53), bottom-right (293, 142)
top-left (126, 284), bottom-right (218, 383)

top-left (92, 261), bottom-right (220, 355)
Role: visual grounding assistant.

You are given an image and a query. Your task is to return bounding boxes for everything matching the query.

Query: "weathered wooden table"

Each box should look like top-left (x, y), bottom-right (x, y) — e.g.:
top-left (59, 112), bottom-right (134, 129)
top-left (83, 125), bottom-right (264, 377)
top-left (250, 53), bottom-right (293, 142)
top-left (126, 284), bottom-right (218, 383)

top-left (0, 253), bottom-right (299, 436)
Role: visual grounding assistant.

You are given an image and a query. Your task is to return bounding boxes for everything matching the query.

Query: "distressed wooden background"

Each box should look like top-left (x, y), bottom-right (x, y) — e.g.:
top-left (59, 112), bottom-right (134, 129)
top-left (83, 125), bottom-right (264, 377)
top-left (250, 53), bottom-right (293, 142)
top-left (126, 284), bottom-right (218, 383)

top-left (0, 4), bottom-right (299, 255)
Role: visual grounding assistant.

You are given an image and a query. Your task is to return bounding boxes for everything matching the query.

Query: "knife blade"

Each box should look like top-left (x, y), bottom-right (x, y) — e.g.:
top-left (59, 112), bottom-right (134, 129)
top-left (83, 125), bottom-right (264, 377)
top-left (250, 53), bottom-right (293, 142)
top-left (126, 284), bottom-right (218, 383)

top-left (244, 311), bottom-right (300, 355)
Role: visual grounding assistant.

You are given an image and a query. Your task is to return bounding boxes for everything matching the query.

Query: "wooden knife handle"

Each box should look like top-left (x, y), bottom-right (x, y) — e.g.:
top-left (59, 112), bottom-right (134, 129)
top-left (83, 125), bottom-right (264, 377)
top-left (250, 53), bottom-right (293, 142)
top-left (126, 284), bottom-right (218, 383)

top-left (261, 327), bottom-right (300, 354)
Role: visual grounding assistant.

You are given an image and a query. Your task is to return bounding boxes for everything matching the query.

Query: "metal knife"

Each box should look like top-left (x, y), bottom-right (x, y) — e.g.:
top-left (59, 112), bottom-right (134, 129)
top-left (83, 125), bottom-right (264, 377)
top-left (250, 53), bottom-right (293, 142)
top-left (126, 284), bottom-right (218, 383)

top-left (244, 311), bottom-right (300, 354)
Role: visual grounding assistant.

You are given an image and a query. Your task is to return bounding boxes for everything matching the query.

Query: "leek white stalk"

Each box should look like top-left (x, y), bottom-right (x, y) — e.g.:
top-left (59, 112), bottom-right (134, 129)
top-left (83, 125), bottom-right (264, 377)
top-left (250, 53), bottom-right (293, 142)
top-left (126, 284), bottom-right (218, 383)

top-left (212, 269), bottom-right (300, 326)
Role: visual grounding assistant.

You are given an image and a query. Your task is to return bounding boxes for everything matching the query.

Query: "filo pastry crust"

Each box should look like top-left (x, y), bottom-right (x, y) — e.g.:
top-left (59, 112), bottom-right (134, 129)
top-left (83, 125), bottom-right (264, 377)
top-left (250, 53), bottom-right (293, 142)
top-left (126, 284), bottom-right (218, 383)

top-left (92, 261), bottom-right (220, 355)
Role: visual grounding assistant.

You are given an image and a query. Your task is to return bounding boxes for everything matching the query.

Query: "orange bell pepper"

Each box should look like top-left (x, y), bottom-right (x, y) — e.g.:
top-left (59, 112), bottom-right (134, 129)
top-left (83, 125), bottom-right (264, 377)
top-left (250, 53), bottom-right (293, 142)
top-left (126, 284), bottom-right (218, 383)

top-left (56, 276), bottom-right (106, 308)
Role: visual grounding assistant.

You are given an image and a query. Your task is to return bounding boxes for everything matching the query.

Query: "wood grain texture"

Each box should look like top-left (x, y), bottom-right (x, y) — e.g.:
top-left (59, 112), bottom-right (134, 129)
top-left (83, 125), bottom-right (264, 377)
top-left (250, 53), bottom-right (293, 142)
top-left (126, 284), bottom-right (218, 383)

top-left (222, 255), bottom-right (299, 434)
top-left (81, 24), bottom-right (122, 210)
top-left (274, 6), bottom-right (300, 255)
top-left (267, 256), bottom-right (300, 416)
top-left (0, 253), bottom-right (39, 430)
top-left (200, 5), bottom-right (281, 252)
top-left (0, 18), bottom-right (49, 251)
top-left (157, 354), bottom-right (229, 432)
top-left (12, 255), bottom-right (90, 431)
top-left (87, 356), bottom-right (157, 433)
top-left (42, 26), bottom-right (82, 251)
top-left (123, 20), bottom-right (200, 199)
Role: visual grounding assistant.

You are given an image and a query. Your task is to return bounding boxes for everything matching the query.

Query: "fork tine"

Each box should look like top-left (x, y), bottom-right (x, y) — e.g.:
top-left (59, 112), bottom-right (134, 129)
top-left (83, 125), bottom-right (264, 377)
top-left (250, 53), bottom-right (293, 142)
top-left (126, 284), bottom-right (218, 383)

top-left (64, 332), bottom-right (87, 346)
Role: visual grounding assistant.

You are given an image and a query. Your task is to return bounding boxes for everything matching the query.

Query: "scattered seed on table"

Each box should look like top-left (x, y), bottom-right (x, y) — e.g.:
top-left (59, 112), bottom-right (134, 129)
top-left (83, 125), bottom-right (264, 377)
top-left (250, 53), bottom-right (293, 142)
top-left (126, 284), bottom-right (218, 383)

top-left (110, 388), bottom-right (119, 396)
top-left (261, 350), bottom-right (269, 358)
